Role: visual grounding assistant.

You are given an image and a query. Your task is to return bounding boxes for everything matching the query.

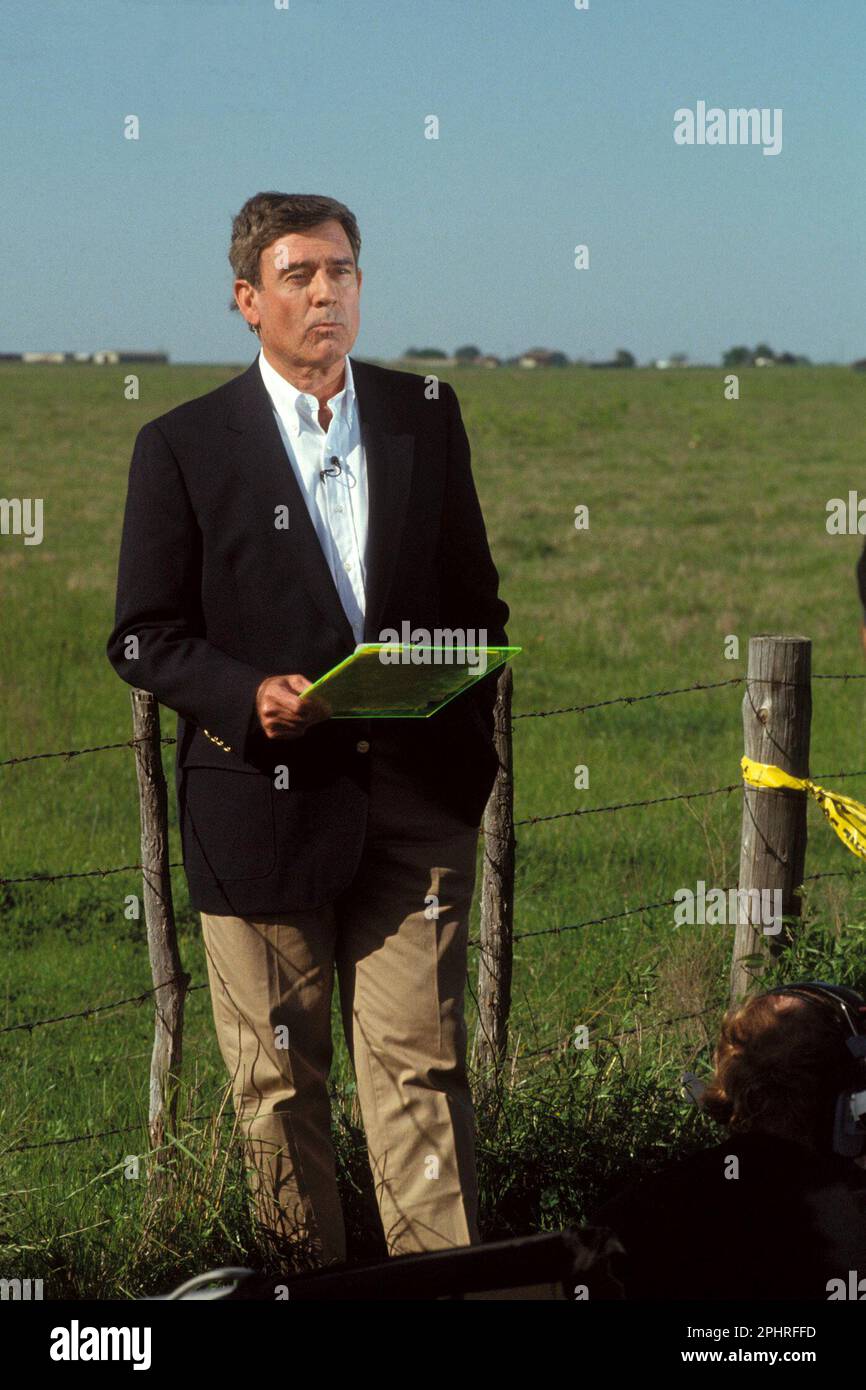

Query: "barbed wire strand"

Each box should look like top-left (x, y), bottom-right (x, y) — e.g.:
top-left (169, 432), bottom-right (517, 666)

top-left (0, 862), bottom-right (184, 887)
top-left (0, 736), bottom-right (176, 769)
top-left (512, 672), bottom-right (866, 721)
top-left (6, 1006), bottom-right (721, 1151)
top-left (8, 766), bottom-right (866, 889)
top-left (3, 671), bottom-right (866, 767)
top-left (5, 866), bottom-right (862, 1144)
top-left (0, 978), bottom-right (207, 1036)
top-left (514, 769), bottom-right (866, 828)
top-left (517, 1007), bottom-right (716, 1062)
top-left (5, 1110), bottom-right (219, 1155)
top-left (475, 866), bottom-right (859, 948)
top-left (2, 865), bottom-right (862, 1036)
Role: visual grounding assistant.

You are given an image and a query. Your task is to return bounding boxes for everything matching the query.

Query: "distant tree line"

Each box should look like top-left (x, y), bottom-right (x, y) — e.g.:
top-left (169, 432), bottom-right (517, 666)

top-left (721, 343), bottom-right (812, 367)
top-left (398, 343), bottom-right (854, 368)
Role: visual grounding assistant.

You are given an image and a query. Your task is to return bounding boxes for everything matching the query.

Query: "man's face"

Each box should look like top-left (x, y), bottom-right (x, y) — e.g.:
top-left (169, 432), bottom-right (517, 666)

top-left (235, 219), bottom-right (362, 374)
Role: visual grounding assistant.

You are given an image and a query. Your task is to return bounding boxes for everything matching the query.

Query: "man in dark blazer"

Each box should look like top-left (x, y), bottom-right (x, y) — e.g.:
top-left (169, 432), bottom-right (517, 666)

top-left (107, 192), bottom-right (510, 1268)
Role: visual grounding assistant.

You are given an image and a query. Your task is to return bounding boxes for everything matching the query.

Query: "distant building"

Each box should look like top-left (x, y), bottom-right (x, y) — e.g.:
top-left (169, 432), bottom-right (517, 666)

top-left (654, 356), bottom-right (690, 369)
top-left (11, 349), bottom-right (169, 365)
top-left (394, 353), bottom-right (455, 368)
top-left (476, 355), bottom-right (501, 368)
top-left (92, 350), bottom-right (169, 365)
top-left (518, 348), bottom-right (568, 368)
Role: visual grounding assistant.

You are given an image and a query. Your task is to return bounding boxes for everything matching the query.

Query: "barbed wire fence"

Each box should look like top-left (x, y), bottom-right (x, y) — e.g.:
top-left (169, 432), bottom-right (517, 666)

top-left (2, 635), bottom-right (864, 1155)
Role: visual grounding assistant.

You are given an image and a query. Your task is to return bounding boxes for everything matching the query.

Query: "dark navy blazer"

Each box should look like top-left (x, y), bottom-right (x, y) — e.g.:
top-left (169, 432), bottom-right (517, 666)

top-left (107, 356), bottom-right (510, 913)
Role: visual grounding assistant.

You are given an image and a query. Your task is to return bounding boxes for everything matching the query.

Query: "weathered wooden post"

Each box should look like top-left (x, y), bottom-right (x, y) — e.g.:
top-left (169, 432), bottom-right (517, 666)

top-left (731, 635), bottom-right (811, 1003)
top-left (473, 665), bottom-right (515, 1086)
top-left (131, 689), bottom-right (188, 1183)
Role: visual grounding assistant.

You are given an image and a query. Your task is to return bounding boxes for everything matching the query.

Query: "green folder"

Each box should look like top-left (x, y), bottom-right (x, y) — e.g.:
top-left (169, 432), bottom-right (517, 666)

top-left (298, 643), bottom-right (522, 718)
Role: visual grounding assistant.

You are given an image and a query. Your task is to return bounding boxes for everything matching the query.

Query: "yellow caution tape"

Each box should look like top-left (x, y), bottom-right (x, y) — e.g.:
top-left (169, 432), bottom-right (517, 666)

top-left (741, 756), bottom-right (866, 862)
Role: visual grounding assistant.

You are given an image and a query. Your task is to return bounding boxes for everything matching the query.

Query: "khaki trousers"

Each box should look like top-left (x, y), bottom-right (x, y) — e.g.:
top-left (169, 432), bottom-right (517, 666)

top-left (200, 744), bottom-right (482, 1267)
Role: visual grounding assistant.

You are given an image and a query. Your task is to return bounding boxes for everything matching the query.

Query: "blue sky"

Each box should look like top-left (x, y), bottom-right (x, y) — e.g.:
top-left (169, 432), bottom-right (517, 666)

top-left (2, 0), bottom-right (863, 364)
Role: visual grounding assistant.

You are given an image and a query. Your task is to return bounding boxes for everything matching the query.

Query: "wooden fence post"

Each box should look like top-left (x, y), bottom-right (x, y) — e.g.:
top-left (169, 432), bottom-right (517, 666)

top-left (130, 688), bottom-right (187, 1182)
top-left (730, 635), bottom-right (811, 1003)
top-left (473, 665), bottom-right (515, 1085)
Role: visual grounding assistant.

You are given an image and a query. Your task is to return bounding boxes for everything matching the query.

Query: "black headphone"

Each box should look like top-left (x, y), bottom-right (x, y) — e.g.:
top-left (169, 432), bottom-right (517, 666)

top-left (761, 981), bottom-right (866, 1157)
top-left (683, 980), bottom-right (866, 1157)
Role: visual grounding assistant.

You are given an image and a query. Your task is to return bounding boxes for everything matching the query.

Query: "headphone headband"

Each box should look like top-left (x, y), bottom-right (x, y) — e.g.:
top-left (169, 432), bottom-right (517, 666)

top-left (761, 980), bottom-right (866, 1157)
top-left (762, 980), bottom-right (866, 1038)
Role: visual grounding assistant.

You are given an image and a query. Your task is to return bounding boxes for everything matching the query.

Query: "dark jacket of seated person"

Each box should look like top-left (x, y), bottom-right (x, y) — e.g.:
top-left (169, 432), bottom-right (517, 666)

top-left (589, 985), bottom-right (866, 1300)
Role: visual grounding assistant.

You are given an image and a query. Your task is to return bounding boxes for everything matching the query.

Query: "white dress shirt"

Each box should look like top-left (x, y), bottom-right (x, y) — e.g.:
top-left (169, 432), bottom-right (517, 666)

top-left (258, 348), bottom-right (368, 645)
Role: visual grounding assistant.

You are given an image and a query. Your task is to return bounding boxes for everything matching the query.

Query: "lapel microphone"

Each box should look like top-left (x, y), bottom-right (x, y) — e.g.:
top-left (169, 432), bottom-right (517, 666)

top-left (320, 455), bottom-right (342, 479)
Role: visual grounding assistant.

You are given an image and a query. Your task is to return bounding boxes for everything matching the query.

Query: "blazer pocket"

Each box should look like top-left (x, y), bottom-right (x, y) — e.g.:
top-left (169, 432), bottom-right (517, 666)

top-left (181, 767), bottom-right (277, 881)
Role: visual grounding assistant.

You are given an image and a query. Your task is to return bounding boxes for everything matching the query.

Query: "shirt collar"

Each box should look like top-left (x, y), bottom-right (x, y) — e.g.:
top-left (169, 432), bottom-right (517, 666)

top-left (258, 348), bottom-right (355, 436)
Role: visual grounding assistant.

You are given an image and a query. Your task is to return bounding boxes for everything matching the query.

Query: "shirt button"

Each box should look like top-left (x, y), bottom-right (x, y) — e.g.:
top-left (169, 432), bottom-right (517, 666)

top-left (356, 739), bottom-right (370, 753)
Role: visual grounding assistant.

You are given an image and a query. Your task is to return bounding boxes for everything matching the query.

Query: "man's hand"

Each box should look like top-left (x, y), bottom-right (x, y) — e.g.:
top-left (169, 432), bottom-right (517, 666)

top-left (255, 674), bottom-right (332, 740)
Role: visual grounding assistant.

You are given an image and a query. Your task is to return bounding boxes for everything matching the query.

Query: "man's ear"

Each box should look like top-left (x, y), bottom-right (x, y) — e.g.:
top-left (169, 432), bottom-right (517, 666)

top-left (233, 279), bottom-right (259, 331)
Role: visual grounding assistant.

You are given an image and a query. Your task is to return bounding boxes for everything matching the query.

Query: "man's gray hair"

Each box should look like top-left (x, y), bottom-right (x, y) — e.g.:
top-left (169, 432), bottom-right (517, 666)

top-left (229, 191), bottom-right (361, 332)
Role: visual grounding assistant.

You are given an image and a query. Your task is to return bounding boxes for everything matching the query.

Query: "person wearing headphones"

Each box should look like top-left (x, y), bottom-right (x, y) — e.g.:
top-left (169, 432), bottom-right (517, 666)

top-left (589, 982), bottom-right (866, 1299)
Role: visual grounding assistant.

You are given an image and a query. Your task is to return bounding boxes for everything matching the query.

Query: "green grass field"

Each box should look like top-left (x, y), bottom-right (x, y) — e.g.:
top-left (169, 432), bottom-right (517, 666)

top-left (3, 361), bottom-right (866, 1295)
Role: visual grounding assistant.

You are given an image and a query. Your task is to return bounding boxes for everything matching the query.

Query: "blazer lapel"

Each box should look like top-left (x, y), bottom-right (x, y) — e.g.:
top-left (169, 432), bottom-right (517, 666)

top-left (224, 355), bottom-right (415, 651)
